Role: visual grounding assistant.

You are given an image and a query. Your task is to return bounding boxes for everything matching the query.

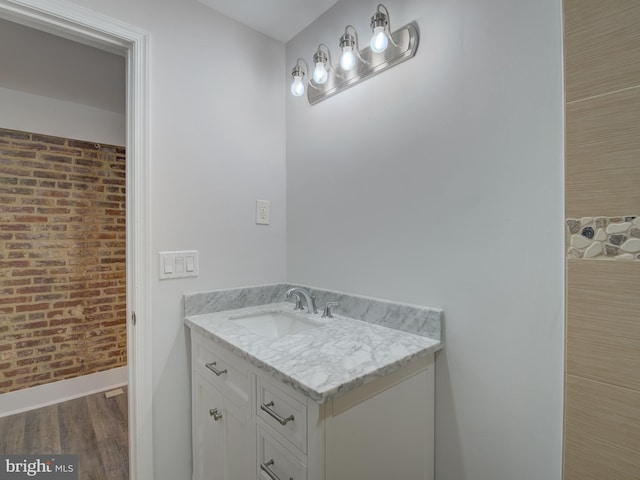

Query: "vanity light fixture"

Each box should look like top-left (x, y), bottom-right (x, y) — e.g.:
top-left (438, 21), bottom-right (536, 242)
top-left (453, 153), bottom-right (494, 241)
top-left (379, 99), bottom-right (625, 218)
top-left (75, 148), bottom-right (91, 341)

top-left (312, 45), bottom-right (330, 84)
top-left (339, 26), bottom-right (360, 71)
top-left (370, 4), bottom-right (398, 53)
top-left (290, 58), bottom-right (308, 97)
top-left (289, 3), bottom-right (420, 105)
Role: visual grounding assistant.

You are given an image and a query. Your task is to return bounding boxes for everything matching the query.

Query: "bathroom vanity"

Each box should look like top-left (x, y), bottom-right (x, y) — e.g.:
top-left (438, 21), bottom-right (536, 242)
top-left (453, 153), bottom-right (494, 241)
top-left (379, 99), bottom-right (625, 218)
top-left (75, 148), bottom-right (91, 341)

top-left (184, 285), bottom-right (443, 480)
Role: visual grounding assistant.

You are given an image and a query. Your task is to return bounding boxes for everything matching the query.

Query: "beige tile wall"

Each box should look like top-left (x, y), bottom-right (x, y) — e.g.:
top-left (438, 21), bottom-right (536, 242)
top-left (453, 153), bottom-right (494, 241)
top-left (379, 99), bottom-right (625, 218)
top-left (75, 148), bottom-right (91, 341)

top-left (566, 260), bottom-right (640, 391)
top-left (566, 88), bottom-right (640, 217)
top-left (564, 0), bottom-right (640, 103)
top-left (563, 1), bottom-right (640, 478)
top-left (564, 375), bottom-right (640, 480)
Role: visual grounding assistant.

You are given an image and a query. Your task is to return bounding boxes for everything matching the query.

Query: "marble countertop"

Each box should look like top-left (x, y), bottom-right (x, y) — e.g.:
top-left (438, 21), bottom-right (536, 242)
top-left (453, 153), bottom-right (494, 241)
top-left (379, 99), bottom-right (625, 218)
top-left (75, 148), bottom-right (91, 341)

top-left (185, 302), bottom-right (442, 403)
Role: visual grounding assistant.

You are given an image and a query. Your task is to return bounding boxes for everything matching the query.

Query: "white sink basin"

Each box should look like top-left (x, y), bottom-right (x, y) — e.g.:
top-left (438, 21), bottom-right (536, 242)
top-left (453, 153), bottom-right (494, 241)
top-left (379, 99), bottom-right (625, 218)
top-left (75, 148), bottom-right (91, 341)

top-left (230, 311), bottom-right (321, 339)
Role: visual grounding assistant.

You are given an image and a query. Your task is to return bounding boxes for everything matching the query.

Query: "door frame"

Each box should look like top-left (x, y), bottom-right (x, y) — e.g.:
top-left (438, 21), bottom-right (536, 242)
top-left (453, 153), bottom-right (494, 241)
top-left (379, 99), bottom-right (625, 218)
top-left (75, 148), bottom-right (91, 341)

top-left (0, 1), bottom-right (152, 478)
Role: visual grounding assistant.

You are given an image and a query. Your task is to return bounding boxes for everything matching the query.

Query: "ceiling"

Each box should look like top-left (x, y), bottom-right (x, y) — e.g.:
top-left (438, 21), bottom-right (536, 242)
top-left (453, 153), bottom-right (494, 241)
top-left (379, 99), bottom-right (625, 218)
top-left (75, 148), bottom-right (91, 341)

top-left (195, 0), bottom-right (340, 42)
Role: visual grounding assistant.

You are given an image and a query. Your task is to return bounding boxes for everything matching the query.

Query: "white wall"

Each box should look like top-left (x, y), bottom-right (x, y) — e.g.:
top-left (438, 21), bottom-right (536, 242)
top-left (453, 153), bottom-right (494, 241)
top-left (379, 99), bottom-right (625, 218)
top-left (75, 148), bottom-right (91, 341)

top-left (286, 1), bottom-right (564, 479)
top-left (61, 1), bottom-right (287, 479)
top-left (0, 86), bottom-right (125, 145)
top-left (0, 17), bottom-right (125, 145)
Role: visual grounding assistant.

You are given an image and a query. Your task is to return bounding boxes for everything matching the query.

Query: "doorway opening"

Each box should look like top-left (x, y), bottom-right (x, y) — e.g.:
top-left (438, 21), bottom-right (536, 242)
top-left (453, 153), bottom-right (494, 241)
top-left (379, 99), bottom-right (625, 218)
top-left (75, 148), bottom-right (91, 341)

top-left (0, 1), bottom-right (151, 478)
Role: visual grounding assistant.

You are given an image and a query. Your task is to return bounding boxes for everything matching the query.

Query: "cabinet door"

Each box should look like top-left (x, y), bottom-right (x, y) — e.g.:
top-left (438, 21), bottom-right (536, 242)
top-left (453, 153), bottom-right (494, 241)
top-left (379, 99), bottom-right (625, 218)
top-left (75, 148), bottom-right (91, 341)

top-left (193, 373), bottom-right (252, 480)
top-left (194, 374), bottom-right (225, 480)
top-left (222, 394), bottom-right (252, 480)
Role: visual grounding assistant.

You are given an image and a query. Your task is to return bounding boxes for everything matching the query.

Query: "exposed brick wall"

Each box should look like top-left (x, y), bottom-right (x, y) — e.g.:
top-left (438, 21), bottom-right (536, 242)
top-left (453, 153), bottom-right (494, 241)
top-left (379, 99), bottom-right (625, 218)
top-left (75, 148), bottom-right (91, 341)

top-left (0, 128), bottom-right (126, 394)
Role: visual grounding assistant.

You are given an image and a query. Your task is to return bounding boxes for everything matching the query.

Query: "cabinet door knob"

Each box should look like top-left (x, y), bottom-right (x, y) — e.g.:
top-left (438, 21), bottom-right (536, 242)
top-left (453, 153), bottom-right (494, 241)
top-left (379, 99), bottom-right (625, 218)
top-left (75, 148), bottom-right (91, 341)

top-left (205, 361), bottom-right (227, 376)
top-left (260, 459), bottom-right (293, 480)
top-left (260, 401), bottom-right (295, 426)
top-left (209, 408), bottom-right (223, 421)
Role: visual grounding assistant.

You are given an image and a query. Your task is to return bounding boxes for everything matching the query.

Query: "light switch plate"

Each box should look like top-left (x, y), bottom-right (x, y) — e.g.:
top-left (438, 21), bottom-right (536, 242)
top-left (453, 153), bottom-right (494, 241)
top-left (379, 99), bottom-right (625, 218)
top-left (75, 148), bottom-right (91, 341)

top-left (159, 250), bottom-right (199, 280)
top-left (256, 200), bottom-right (270, 225)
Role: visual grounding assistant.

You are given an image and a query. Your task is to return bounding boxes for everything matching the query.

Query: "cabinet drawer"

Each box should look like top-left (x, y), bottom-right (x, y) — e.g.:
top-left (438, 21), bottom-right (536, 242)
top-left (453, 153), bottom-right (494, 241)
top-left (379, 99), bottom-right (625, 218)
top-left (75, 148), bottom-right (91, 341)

top-left (257, 377), bottom-right (307, 453)
top-left (258, 426), bottom-right (307, 480)
top-left (194, 335), bottom-right (250, 404)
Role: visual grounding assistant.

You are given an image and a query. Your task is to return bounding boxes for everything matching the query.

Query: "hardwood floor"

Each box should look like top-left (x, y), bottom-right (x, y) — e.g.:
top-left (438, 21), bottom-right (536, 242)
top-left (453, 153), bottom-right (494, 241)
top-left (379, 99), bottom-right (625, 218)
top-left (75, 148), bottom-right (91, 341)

top-left (0, 387), bottom-right (129, 479)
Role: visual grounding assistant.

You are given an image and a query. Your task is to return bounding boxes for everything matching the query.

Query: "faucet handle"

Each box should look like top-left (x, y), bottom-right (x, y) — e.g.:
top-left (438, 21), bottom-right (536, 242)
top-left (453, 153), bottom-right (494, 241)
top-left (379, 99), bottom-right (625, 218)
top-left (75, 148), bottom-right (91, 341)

top-left (291, 293), bottom-right (304, 311)
top-left (322, 302), bottom-right (339, 318)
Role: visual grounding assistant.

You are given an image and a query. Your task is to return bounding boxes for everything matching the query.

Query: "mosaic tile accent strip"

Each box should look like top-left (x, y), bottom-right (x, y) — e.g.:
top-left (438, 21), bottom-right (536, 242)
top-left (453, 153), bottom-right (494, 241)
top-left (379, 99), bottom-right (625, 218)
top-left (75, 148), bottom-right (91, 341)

top-left (566, 216), bottom-right (640, 260)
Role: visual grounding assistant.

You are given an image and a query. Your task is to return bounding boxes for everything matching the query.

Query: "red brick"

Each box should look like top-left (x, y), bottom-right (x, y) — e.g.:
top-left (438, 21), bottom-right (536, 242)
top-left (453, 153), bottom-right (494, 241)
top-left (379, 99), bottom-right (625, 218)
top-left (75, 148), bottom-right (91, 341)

top-left (32, 134), bottom-right (65, 145)
top-left (0, 130), bottom-right (30, 140)
top-left (16, 285), bottom-right (52, 294)
top-left (12, 269), bottom-right (47, 277)
top-left (0, 128), bottom-right (126, 394)
top-left (3, 366), bottom-right (37, 377)
top-left (15, 233), bottom-right (51, 240)
top-left (13, 215), bottom-right (48, 223)
top-left (52, 333), bottom-right (83, 343)
top-left (0, 296), bottom-right (30, 305)
top-left (1, 278), bottom-right (31, 287)
top-left (0, 186), bottom-right (33, 195)
top-left (35, 294), bottom-right (66, 302)
top-left (53, 366), bottom-right (85, 377)
top-left (67, 140), bottom-right (101, 150)
top-left (16, 373), bottom-right (51, 385)
top-left (12, 321), bottom-right (48, 331)
top-left (12, 140), bottom-right (48, 150)
top-left (0, 260), bottom-right (30, 268)
top-left (36, 346), bottom-right (57, 354)
top-left (0, 206), bottom-right (35, 213)
top-left (15, 338), bottom-right (50, 349)
top-left (0, 149), bottom-right (36, 158)
top-left (41, 154), bottom-right (73, 164)
top-left (49, 359), bottom-right (75, 369)
top-left (15, 303), bottom-right (50, 314)
top-left (0, 224), bottom-right (31, 232)
top-left (17, 355), bottom-right (52, 366)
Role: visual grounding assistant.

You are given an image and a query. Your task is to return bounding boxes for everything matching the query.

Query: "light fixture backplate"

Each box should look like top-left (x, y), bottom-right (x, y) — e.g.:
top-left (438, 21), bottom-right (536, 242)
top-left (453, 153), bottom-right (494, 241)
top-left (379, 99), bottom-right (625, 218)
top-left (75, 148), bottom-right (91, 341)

top-left (307, 21), bottom-right (419, 105)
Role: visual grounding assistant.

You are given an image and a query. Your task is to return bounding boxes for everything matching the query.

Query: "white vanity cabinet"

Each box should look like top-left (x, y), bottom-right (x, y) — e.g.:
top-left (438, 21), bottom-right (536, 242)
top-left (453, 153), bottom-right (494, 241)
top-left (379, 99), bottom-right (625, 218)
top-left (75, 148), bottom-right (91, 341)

top-left (192, 333), bottom-right (254, 480)
top-left (255, 356), bottom-right (435, 480)
top-left (190, 330), bottom-right (435, 480)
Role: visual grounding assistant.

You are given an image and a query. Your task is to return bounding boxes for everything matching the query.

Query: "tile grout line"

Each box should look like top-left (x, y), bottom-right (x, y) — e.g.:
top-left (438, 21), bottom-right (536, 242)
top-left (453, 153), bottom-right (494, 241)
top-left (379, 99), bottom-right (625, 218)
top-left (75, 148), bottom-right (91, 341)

top-left (566, 83), bottom-right (640, 105)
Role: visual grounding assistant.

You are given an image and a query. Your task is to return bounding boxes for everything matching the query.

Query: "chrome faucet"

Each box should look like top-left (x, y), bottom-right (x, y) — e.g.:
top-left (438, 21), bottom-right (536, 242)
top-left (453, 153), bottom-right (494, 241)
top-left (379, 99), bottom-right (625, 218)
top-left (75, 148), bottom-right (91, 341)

top-left (285, 287), bottom-right (317, 314)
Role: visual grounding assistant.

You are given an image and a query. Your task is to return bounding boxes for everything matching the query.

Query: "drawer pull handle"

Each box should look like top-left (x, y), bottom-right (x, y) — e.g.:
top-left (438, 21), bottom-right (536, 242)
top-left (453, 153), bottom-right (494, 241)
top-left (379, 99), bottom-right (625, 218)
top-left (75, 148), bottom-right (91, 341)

top-left (260, 459), bottom-right (293, 480)
top-left (205, 362), bottom-right (227, 376)
top-left (209, 408), bottom-right (222, 421)
top-left (260, 401), bottom-right (295, 426)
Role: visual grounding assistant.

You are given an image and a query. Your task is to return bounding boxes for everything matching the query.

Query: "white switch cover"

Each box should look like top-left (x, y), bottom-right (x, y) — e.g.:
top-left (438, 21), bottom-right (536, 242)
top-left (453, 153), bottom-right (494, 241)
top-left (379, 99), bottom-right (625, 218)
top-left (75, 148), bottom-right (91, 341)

top-left (159, 250), bottom-right (199, 280)
top-left (256, 200), bottom-right (270, 225)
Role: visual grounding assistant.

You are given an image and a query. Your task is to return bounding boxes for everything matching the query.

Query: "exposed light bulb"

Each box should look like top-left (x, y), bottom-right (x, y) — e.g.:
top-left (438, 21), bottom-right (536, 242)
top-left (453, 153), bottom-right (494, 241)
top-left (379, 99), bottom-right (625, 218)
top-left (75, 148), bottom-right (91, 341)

top-left (370, 26), bottom-right (388, 53)
top-left (313, 62), bottom-right (328, 84)
top-left (290, 75), bottom-right (305, 96)
top-left (340, 46), bottom-right (356, 71)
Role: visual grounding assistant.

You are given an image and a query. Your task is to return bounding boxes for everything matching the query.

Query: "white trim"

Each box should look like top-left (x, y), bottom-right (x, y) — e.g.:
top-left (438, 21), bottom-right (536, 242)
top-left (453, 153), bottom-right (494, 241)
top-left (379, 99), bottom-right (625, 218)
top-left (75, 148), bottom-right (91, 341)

top-left (0, 2), bottom-right (153, 479)
top-left (0, 367), bottom-right (128, 417)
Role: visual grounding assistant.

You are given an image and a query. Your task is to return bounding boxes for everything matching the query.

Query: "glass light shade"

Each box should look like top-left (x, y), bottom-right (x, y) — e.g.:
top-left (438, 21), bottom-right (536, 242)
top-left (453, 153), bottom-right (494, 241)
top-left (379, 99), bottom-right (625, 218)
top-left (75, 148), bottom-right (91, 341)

top-left (313, 62), bottom-right (328, 84)
top-left (290, 75), bottom-right (305, 96)
top-left (370, 26), bottom-right (389, 53)
top-left (340, 46), bottom-right (356, 71)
